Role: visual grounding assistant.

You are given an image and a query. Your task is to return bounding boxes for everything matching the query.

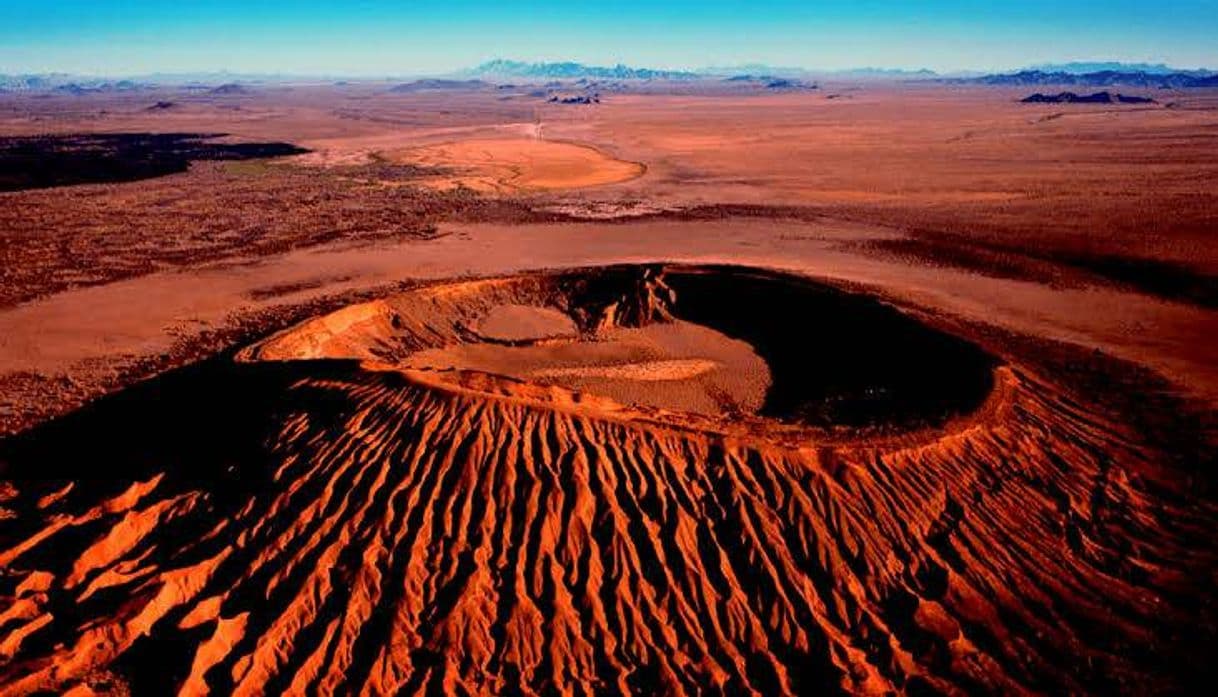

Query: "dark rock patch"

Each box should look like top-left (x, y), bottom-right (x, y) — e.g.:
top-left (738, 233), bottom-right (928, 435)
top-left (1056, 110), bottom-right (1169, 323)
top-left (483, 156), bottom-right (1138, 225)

top-left (0, 133), bottom-right (308, 192)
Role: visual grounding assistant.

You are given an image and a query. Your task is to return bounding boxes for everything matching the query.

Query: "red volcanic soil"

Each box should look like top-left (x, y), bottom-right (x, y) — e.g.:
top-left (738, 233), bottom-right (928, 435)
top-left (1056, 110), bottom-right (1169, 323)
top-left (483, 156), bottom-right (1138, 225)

top-left (1, 84), bottom-right (1216, 695)
top-left (0, 266), bottom-right (1213, 695)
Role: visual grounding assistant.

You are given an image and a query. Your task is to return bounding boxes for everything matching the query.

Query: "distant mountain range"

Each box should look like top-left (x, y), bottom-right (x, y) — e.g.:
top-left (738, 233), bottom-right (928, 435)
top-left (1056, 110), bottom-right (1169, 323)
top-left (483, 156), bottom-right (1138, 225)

top-left (466, 60), bottom-right (945, 82)
top-left (0, 72), bottom-right (352, 92)
top-left (4, 60), bottom-right (1218, 94)
top-left (389, 79), bottom-right (489, 93)
top-left (0, 74), bottom-right (146, 92)
top-left (468, 60), bottom-right (700, 81)
top-left (1029, 62), bottom-right (1214, 76)
top-left (962, 70), bottom-right (1218, 88)
top-left (821, 67), bottom-right (938, 79)
top-left (700, 65), bottom-right (937, 79)
top-left (0, 73), bottom-right (240, 92)
top-left (698, 64), bottom-right (811, 79)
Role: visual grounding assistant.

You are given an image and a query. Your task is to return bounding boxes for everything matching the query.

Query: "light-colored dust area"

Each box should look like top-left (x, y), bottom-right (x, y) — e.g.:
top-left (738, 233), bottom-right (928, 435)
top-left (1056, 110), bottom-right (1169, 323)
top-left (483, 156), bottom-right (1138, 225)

top-left (405, 320), bottom-right (770, 416)
top-left (475, 304), bottom-right (578, 343)
top-left (532, 358), bottom-right (719, 381)
top-left (384, 138), bottom-right (645, 193)
top-left (288, 122), bottom-right (543, 167)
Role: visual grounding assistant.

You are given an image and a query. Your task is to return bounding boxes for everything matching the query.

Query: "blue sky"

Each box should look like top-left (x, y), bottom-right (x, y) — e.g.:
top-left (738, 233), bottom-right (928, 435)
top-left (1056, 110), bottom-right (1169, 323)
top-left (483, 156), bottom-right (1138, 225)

top-left (2, 1), bottom-right (1215, 75)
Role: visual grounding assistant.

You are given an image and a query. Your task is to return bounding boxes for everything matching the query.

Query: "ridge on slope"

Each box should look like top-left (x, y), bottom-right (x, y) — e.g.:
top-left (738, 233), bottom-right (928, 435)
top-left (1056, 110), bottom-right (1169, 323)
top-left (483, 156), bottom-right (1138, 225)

top-left (0, 266), bottom-right (1213, 695)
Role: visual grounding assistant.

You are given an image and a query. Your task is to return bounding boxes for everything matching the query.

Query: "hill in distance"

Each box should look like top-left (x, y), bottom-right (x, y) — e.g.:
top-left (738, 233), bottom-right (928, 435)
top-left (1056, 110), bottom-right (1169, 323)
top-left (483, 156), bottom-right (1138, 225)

top-left (465, 60), bottom-right (942, 84)
top-left (389, 78), bottom-right (489, 93)
top-left (1029, 61), bottom-right (1214, 76)
top-left (925, 61), bottom-right (1214, 84)
top-left (700, 64), bottom-right (937, 79)
top-left (469, 59), bottom-right (700, 81)
top-left (961, 70), bottom-right (1218, 88)
top-left (1020, 91), bottom-right (1156, 104)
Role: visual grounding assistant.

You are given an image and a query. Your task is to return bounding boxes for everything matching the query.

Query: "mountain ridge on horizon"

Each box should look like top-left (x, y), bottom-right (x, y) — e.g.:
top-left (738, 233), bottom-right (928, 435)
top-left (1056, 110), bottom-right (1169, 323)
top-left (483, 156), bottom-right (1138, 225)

top-left (1030, 61), bottom-right (1214, 76)
top-left (467, 59), bottom-right (944, 80)
top-left (3, 59), bottom-right (1217, 91)
top-left (465, 59), bottom-right (702, 81)
top-left (957, 68), bottom-right (1218, 88)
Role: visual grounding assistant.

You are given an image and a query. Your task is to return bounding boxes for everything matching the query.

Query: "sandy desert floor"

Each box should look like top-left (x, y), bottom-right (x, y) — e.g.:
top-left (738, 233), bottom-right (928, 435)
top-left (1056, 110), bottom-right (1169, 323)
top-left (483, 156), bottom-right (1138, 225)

top-left (0, 82), bottom-right (1215, 695)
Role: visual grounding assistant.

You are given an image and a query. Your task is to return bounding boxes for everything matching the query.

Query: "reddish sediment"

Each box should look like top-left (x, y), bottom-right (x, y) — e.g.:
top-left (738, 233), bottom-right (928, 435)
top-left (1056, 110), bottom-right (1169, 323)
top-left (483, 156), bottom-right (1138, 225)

top-left (0, 265), bottom-right (1211, 695)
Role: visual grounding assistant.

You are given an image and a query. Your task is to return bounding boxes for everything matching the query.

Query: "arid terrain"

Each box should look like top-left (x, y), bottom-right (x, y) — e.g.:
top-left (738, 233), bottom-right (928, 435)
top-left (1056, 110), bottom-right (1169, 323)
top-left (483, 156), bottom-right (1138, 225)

top-left (0, 81), bottom-right (1215, 695)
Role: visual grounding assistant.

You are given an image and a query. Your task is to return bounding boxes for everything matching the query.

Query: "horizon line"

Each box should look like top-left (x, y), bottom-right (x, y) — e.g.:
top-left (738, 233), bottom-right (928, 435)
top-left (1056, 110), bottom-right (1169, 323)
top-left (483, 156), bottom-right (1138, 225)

top-left (3, 57), bottom-right (1216, 82)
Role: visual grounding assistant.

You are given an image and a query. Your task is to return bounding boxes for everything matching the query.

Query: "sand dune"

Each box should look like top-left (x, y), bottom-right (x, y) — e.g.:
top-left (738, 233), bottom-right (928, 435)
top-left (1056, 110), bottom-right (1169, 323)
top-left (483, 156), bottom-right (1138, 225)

top-left (0, 266), bottom-right (1212, 694)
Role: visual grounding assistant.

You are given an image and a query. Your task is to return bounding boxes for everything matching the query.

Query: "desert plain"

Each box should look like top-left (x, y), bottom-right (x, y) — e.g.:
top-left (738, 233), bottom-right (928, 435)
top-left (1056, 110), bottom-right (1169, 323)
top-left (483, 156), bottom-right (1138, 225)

top-left (0, 80), bottom-right (1215, 694)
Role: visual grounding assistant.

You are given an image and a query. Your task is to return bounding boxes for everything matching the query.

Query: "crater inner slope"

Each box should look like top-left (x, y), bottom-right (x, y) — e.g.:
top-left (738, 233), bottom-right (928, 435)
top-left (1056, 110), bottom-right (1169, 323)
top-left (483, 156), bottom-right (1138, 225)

top-left (247, 265), bottom-right (998, 433)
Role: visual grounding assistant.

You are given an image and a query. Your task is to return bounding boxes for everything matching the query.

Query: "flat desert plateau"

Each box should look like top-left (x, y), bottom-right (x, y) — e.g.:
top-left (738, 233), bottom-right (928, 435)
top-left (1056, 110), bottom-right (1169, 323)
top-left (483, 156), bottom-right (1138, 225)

top-left (0, 82), bottom-right (1215, 695)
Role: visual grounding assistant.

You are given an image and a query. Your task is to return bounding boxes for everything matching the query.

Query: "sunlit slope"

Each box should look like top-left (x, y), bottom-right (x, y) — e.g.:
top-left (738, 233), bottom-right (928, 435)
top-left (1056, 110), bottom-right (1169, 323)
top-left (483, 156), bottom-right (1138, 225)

top-left (0, 266), bottom-right (1211, 695)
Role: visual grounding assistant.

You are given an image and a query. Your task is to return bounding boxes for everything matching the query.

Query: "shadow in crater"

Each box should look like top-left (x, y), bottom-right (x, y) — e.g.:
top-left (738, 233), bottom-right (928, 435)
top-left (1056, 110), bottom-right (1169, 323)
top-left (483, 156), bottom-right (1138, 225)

top-left (661, 265), bottom-right (998, 430)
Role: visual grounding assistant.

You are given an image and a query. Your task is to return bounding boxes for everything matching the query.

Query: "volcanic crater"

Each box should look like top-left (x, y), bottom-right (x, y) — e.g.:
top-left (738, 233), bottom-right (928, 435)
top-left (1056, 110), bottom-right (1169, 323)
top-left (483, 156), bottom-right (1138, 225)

top-left (245, 265), bottom-right (999, 436)
top-left (0, 265), bottom-right (1211, 695)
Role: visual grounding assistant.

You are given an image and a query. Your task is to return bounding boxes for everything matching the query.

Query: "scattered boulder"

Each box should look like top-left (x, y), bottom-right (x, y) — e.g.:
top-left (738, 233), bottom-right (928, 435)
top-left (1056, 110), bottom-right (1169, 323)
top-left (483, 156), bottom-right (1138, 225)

top-left (765, 78), bottom-right (816, 90)
top-left (548, 93), bottom-right (600, 105)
